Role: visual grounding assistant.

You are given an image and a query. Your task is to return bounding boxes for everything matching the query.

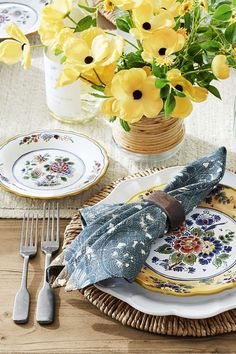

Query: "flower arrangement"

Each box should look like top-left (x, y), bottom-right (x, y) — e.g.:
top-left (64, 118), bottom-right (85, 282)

top-left (0, 0), bottom-right (235, 131)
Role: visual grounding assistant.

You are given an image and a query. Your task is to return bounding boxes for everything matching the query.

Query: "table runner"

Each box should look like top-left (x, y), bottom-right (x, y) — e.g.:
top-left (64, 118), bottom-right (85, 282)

top-left (0, 34), bottom-right (235, 218)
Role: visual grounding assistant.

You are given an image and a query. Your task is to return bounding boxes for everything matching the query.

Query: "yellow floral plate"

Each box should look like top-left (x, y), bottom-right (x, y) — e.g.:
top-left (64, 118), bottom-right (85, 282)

top-left (0, 0), bottom-right (46, 39)
top-left (130, 183), bottom-right (236, 296)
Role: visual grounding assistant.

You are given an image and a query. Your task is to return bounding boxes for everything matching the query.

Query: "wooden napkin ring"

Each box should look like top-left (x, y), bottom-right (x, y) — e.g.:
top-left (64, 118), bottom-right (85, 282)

top-left (144, 190), bottom-right (185, 231)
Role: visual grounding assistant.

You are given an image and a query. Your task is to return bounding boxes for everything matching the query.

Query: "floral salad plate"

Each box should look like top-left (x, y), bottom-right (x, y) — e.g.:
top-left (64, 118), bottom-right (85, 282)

top-left (0, 130), bottom-right (108, 198)
top-left (0, 0), bottom-right (46, 39)
top-left (96, 167), bottom-right (236, 318)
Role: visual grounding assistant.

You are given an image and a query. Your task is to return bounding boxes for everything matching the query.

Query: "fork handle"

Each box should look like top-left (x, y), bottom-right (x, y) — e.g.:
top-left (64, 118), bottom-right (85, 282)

top-left (13, 256), bottom-right (30, 323)
top-left (36, 282), bottom-right (55, 324)
top-left (36, 253), bottom-right (55, 324)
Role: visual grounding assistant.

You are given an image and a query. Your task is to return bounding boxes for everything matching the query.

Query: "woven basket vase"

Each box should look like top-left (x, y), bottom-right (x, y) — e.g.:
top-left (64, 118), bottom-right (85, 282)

top-left (112, 114), bottom-right (185, 156)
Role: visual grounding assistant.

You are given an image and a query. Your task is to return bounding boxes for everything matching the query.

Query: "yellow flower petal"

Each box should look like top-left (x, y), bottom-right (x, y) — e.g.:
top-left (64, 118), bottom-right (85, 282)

top-left (212, 54), bottom-right (230, 80)
top-left (51, 28), bottom-right (75, 51)
top-left (142, 28), bottom-right (185, 63)
top-left (171, 96), bottom-right (193, 118)
top-left (190, 86), bottom-right (208, 102)
top-left (104, 0), bottom-right (115, 11)
top-left (156, 0), bottom-right (181, 17)
top-left (80, 27), bottom-right (104, 47)
top-left (5, 23), bottom-right (28, 44)
top-left (179, 0), bottom-right (193, 15)
top-left (112, 0), bottom-right (144, 10)
top-left (0, 40), bottom-right (22, 65)
top-left (41, 0), bottom-right (73, 20)
top-left (101, 97), bottom-right (118, 116)
top-left (38, 18), bottom-right (64, 47)
top-left (22, 44), bottom-right (31, 70)
top-left (56, 64), bottom-right (80, 87)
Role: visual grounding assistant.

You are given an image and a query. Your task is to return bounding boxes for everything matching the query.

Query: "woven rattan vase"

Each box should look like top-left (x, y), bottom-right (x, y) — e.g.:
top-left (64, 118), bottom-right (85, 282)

top-left (112, 113), bottom-right (185, 161)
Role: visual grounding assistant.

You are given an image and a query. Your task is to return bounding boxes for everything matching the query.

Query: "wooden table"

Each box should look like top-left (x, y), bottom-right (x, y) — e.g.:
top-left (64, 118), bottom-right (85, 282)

top-left (0, 219), bottom-right (236, 353)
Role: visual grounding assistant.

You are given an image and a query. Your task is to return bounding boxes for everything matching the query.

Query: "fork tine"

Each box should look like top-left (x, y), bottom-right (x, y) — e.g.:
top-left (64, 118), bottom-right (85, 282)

top-left (29, 214), bottom-right (34, 246)
top-left (42, 202), bottom-right (46, 243)
top-left (46, 203), bottom-right (50, 242)
top-left (20, 213), bottom-right (26, 249)
top-left (25, 213), bottom-right (30, 246)
top-left (35, 214), bottom-right (38, 248)
top-left (51, 202), bottom-right (55, 241)
top-left (56, 203), bottom-right (60, 243)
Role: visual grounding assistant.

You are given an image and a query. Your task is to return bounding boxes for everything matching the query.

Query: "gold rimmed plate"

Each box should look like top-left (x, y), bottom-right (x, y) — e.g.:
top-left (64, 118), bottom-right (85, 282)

top-left (0, 130), bottom-right (109, 199)
top-left (0, 0), bottom-right (45, 39)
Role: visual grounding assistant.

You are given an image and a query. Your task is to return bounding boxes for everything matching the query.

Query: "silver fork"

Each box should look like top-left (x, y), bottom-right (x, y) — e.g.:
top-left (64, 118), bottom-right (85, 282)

top-left (13, 213), bottom-right (38, 323)
top-left (36, 202), bottom-right (60, 324)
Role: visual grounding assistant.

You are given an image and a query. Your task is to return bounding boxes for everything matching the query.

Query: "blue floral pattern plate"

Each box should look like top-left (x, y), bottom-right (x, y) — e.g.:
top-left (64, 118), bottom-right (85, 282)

top-left (0, 130), bottom-right (108, 198)
top-left (0, 0), bottom-right (46, 39)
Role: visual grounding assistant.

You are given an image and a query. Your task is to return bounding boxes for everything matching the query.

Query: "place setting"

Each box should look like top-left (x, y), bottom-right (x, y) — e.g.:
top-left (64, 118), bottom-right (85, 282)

top-left (0, 0), bottom-right (236, 351)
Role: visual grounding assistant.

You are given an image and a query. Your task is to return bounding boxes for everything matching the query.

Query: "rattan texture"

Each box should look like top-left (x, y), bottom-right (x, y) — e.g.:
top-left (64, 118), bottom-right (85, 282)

top-left (62, 168), bottom-right (236, 337)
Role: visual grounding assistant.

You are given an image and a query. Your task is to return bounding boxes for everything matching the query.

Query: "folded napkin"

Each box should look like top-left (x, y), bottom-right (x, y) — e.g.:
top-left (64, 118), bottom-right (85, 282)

top-left (48, 147), bottom-right (226, 290)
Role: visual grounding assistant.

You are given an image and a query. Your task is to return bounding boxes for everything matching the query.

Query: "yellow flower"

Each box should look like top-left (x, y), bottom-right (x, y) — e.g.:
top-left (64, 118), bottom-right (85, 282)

top-left (41, 0), bottom-right (73, 20)
top-left (156, 0), bottom-right (181, 17)
top-left (177, 27), bottom-right (188, 39)
top-left (51, 28), bottom-right (75, 51)
top-left (111, 0), bottom-right (144, 10)
top-left (0, 24), bottom-right (30, 69)
top-left (212, 55), bottom-right (230, 80)
top-left (199, 0), bottom-right (208, 12)
top-left (63, 28), bottom-right (124, 73)
top-left (166, 69), bottom-right (208, 118)
top-left (101, 68), bottom-right (163, 123)
top-left (179, 0), bottom-right (193, 15)
top-left (38, 18), bottom-right (64, 47)
top-left (57, 62), bottom-right (116, 87)
top-left (104, 0), bottom-right (115, 11)
top-left (142, 28), bottom-right (185, 65)
top-left (130, 0), bottom-right (175, 40)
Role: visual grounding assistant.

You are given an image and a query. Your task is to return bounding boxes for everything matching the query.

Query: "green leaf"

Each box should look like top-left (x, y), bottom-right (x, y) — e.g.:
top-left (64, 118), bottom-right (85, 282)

top-left (173, 88), bottom-right (186, 97)
top-left (91, 84), bottom-right (104, 92)
top-left (200, 40), bottom-right (220, 52)
top-left (155, 78), bottom-right (169, 89)
top-left (213, 4), bottom-right (232, 21)
top-left (225, 23), bottom-right (236, 43)
top-left (119, 119), bottom-right (130, 132)
top-left (90, 93), bottom-right (111, 98)
top-left (233, 0), bottom-right (236, 5)
top-left (61, 177), bottom-right (67, 182)
top-left (170, 252), bottom-right (184, 263)
top-left (152, 59), bottom-right (163, 77)
top-left (188, 43), bottom-right (202, 56)
top-left (54, 48), bottom-right (63, 56)
top-left (60, 56), bottom-right (66, 64)
top-left (207, 85), bottom-right (222, 99)
top-left (197, 26), bottom-right (208, 33)
top-left (218, 253), bottom-right (230, 260)
top-left (92, 18), bottom-right (97, 27)
top-left (109, 116), bottom-right (117, 122)
top-left (75, 15), bottom-right (93, 32)
top-left (160, 85), bottom-right (169, 99)
top-left (156, 244), bottom-right (174, 254)
top-left (183, 254), bottom-right (197, 266)
top-left (164, 93), bottom-right (176, 118)
top-left (78, 4), bottom-right (97, 13)
top-left (212, 256), bottom-right (223, 268)
top-left (184, 13), bottom-right (191, 30)
top-left (116, 18), bottom-right (130, 33)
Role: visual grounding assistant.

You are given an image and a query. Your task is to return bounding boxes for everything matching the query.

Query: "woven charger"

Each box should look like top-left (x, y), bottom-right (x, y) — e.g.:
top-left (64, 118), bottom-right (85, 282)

top-left (59, 168), bottom-right (236, 337)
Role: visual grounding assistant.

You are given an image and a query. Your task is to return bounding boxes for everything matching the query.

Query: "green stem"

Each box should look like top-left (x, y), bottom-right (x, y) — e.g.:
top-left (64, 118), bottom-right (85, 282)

top-left (105, 31), bottom-right (139, 50)
top-left (79, 75), bottom-right (96, 85)
top-left (93, 69), bottom-right (105, 86)
top-left (67, 14), bottom-right (77, 25)
top-left (183, 68), bottom-right (211, 75)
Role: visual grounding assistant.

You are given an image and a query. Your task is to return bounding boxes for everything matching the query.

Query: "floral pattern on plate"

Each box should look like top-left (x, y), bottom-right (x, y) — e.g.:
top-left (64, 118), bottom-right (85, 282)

top-left (19, 133), bottom-right (74, 145)
top-left (132, 184), bottom-right (236, 296)
top-left (21, 153), bottom-right (75, 187)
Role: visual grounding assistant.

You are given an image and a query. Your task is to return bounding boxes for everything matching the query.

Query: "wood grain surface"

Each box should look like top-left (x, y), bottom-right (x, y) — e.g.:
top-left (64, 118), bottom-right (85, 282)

top-left (0, 219), bottom-right (236, 353)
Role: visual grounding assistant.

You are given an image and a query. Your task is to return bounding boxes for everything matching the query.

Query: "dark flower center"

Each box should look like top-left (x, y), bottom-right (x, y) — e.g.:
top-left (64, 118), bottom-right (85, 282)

top-left (175, 84), bottom-right (183, 92)
top-left (84, 56), bottom-right (93, 64)
top-left (133, 90), bottom-right (143, 100)
top-left (158, 47), bottom-right (166, 55)
top-left (142, 22), bottom-right (151, 30)
top-left (161, 6), bottom-right (167, 10)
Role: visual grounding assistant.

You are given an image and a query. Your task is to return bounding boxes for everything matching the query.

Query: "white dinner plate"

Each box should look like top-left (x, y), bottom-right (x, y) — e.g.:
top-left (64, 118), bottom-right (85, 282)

top-left (0, 130), bottom-right (109, 199)
top-left (0, 0), bottom-right (45, 39)
top-left (96, 167), bottom-right (236, 319)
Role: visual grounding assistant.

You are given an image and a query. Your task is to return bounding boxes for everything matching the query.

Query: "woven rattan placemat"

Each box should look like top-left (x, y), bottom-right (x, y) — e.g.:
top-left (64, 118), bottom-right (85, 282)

top-left (59, 168), bottom-right (236, 337)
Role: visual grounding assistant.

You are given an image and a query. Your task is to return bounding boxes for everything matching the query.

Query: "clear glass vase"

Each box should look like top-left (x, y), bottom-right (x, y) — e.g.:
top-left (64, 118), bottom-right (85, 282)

top-left (44, 48), bottom-right (100, 124)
